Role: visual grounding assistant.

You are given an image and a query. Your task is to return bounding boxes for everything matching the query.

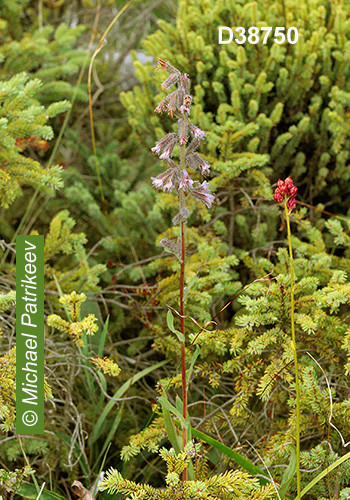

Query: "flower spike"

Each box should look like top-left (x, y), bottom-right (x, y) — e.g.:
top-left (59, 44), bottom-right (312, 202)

top-left (151, 58), bottom-right (214, 209)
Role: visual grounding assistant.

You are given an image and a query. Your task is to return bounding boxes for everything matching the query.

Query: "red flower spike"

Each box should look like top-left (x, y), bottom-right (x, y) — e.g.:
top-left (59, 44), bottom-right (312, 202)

top-left (274, 177), bottom-right (298, 211)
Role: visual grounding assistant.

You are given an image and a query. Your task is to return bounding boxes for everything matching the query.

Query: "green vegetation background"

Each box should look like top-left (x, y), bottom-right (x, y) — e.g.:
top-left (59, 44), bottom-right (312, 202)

top-left (2, 0), bottom-right (350, 498)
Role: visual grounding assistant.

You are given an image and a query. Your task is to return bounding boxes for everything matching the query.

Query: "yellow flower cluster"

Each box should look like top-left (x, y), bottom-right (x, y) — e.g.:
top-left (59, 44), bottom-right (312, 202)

top-left (47, 291), bottom-right (98, 346)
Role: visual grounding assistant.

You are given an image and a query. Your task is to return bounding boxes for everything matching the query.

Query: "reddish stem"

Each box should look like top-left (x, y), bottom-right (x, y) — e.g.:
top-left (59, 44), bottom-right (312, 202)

top-left (180, 217), bottom-right (187, 482)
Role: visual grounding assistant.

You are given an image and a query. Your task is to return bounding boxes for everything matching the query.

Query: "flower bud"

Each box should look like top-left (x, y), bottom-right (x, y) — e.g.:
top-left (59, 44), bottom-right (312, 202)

top-left (181, 73), bottom-right (190, 94)
top-left (178, 119), bottom-right (188, 146)
top-left (160, 238), bottom-right (179, 257)
top-left (186, 153), bottom-right (210, 175)
top-left (161, 73), bottom-right (179, 90)
top-left (172, 207), bottom-right (190, 225)
top-left (167, 92), bottom-right (177, 117)
top-left (156, 58), bottom-right (178, 74)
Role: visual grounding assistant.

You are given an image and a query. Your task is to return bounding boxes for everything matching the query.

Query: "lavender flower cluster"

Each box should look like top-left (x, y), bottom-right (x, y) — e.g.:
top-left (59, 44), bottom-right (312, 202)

top-left (151, 58), bottom-right (214, 210)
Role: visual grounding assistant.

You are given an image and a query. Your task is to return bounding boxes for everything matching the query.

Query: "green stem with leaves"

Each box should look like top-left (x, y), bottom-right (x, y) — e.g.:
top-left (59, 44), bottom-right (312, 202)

top-left (284, 201), bottom-right (301, 500)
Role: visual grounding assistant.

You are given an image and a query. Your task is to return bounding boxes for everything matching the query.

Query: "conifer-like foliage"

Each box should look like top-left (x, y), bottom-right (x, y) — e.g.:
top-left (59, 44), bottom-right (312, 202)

top-left (100, 441), bottom-right (276, 500)
top-left (2, 1), bottom-right (350, 499)
top-left (0, 72), bottom-right (69, 207)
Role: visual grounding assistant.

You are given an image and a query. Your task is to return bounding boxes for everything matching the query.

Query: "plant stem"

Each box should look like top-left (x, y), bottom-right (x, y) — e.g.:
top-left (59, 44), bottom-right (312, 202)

top-left (285, 202), bottom-right (301, 500)
top-left (179, 144), bottom-right (187, 481)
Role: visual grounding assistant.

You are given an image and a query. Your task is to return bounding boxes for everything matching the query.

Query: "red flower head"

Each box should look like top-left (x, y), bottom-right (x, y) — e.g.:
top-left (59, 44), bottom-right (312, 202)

top-left (274, 177), bottom-right (298, 211)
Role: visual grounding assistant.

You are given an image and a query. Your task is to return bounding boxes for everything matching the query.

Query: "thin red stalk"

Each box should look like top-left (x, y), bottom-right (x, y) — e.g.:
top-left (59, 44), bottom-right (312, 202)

top-left (179, 146), bottom-right (187, 482)
top-left (180, 219), bottom-right (187, 424)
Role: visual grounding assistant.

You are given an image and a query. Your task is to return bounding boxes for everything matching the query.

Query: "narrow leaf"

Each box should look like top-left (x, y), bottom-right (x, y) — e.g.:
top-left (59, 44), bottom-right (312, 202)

top-left (190, 427), bottom-right (270, 485)
top-left (90, 359), bottom-right (168, 445)
top-left (187, 345), bottom-right (200, 385)
top-left (98, 314), bottom-right (109, 357)
top-left (17, 484), bottom-right (66, 500)
top-left (54, 431), bottom-right (89, 478)
top-left (279, 444), bottom-right (296, 498)
top-left (296, 450), bottom-right (350, 499)
top-left (166, 309), bottom-right (185, 342)
top-left (158, 396), bottom-right (188, 430)
top-left (161, 402), bottom-right (181, 453)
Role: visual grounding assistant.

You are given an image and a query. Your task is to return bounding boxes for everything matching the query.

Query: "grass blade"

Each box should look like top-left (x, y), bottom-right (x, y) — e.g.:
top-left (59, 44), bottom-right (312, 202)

top-left (296, 450), bottom-right (350, 499)
top-left (190, 427), bottom-right (270, 485)
top-left (89, 359), bottom-right (168, 446)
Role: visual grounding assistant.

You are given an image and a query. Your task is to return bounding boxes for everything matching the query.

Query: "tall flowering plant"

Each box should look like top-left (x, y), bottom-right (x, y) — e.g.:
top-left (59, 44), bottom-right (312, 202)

top-left (274, 176), bottom-right (301, 500)
top-left (151, 58), bottom-right (214, 480)
top-left (99, 60), bottom-right (278, 500)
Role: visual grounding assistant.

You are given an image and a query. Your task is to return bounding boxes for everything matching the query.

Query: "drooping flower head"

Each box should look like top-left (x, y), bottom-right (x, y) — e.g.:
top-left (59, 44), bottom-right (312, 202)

top-left (274, 177), bottom-right (298, 211)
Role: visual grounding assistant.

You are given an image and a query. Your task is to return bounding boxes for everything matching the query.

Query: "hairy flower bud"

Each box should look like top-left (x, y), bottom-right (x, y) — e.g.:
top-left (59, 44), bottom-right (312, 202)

top-left (160, 238), bottom-right (179, 257)
top-left (186, 153), bottom-right (210, 175)
top-left (161, 73), bottom-right (179, 90)
top-left (178, 119), bottom-right (188, 146)
top-left (181, 73), bottom-right (190, 94)
top-left (167, 92), bottom-right (177, 117)
top-left (156, 58), bottom-right (178, 74)
top-left (172, 207), bottom-right (190, 225)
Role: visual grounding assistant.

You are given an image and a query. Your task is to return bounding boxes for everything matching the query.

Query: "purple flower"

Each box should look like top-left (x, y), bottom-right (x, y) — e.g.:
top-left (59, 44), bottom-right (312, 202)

top-left (186, 153), bottom-right (211, 175)
top-left (180, 105), bottom-right (190, 115)
top-left (152, 59), bottom-right (214, 209)
top-left (164, 180), bottom-right (175, 192)
top-left (151, 168), bottom-right (177, 193)
top-left (151, 133), bottom-right (177, 159)
top-left (178, 169), bottom-right (194, 191)
top-left (189, 123), bottom-right (206, 140)
top-left (199, 160), bottom-right (210, 175)
top-left (160, 145), bottom-right (174, 160)
top-left (191, 181), bottom-right (215, 208)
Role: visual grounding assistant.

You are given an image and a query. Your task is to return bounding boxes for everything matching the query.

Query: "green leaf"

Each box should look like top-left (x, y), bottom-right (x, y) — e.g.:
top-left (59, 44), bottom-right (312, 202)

top-left (187, 345), bottom-right (200, 385)
top-left (190, 427), bottom-right (270, 486)
top-left (17, 483), bottom-right (66, 500)
top-left (89, 359), bottom-right (168, 446)
top-left (158, 396), bottom-right (188, 430)
top-left (98, 314), bottom-right (109, 357)
top-left (296, 450), bottom-right (350, 499)
top-left (176, 395), bottom-right (183, 415)
top-left (161, 401), bottom-right (181, 453)
top-left (279, 444), bottom-right (296, 498)
top-left (167, 309), bottom-right (185, 342)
